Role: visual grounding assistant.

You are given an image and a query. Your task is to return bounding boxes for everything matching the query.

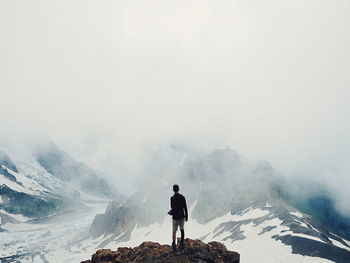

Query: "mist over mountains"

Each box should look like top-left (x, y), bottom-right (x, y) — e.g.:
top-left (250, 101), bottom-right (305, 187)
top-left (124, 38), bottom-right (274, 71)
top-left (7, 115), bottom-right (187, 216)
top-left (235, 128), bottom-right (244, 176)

top-left (0, 140), bottom-right (120, 223)
top-left (1, 1), bottom-right (350, 262)
top-left (2, 0), bottom-right (350, 215)
top-left (86, 144), bottom-right (350, 262)
top-left (35, 141), bottom-right (116, 198)
top-left (2, 139), bottom-right (349, 228)
top-left (90, 144), bottom-right (350, 236)
top-left (1, 139), bottom-right (350, 262)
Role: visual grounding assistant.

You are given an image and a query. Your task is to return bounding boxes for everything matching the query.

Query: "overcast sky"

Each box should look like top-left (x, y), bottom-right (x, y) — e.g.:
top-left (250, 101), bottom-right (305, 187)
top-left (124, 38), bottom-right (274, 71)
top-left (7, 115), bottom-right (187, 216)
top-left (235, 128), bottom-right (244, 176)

top-left (1, 0), bottom-right (350, 212)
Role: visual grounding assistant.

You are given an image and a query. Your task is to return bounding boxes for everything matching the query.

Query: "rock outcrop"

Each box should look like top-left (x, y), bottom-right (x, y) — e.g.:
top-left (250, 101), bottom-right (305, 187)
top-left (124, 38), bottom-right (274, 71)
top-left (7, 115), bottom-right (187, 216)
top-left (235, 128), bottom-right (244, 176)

top-left (81, 238), bottom-right (240, 263)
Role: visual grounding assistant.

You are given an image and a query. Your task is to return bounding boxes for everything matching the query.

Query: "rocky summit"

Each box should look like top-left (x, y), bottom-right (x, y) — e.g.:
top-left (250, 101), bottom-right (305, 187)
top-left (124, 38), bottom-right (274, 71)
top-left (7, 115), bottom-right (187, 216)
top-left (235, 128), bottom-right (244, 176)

top-left (81, 238), bottom-right (240, 263)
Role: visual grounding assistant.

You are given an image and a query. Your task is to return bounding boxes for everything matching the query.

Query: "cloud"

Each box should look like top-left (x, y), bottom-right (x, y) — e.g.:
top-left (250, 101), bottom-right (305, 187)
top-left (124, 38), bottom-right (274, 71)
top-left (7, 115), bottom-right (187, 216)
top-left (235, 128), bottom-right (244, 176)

top-left (1, 0), bottom-right (350, 212)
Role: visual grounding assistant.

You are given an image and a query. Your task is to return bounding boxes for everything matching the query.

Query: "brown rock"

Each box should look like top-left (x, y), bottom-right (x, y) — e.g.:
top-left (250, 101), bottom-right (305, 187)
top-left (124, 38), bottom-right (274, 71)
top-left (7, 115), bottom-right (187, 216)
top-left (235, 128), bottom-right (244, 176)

top-left (81, 238), bottom-right (240, 263)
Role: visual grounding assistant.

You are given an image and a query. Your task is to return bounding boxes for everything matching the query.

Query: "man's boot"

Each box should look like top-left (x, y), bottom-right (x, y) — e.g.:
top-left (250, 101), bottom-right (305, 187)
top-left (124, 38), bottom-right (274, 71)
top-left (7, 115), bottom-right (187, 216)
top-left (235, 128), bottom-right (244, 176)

top-left (172, 241), bottom-right (176, 252)
top-left (179, 240), bottom-right (184, 249)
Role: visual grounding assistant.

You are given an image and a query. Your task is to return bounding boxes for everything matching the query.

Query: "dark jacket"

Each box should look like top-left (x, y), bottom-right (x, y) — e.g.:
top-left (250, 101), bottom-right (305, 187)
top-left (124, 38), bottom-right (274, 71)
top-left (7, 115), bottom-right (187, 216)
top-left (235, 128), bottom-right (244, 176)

top-left (170, 193), bottom-right (188, 220)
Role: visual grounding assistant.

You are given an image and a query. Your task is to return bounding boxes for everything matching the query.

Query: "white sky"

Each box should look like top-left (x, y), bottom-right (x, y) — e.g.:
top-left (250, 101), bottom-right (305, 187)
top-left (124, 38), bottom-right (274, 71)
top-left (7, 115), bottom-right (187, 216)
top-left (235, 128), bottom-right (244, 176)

top-left (1, 0), bottom-right (350, 213)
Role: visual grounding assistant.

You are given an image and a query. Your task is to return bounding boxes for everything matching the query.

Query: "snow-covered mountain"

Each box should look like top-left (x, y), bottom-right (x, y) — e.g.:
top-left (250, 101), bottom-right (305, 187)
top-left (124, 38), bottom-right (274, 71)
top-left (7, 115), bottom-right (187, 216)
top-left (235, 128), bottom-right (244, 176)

top-left (85, 146), bottom-right (350, 263)
top-left (0, 144), bottom-right (117, 218)
top-left (1, 144), bottom-right (350, 263)
top-left (0, 143), bottom-right (121, 262)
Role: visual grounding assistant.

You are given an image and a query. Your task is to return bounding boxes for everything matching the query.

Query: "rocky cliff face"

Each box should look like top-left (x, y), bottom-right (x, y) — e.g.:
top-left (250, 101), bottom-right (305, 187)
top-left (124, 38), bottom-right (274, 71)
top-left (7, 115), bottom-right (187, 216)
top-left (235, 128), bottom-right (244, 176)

top-left (89, 201), bottom-right (136, 243)
top-left (81, 239), bottom-right (240, 263)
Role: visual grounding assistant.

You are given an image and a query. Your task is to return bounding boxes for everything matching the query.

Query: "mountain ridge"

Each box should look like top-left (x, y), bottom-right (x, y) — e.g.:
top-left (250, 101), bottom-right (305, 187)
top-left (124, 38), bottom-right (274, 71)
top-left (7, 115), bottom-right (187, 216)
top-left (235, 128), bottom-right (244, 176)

top-left (1, 144), bottom-right (350, 262)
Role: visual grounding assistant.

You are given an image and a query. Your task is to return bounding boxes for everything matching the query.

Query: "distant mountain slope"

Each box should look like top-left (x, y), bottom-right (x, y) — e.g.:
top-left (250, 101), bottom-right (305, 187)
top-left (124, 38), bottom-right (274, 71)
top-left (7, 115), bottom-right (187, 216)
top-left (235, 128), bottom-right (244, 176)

top-left (34, 142), bottom-right (116, 198)
top-left (0, 157), bottom-right (84, 226)
top-left (0, 142), bottom-right (121, 230)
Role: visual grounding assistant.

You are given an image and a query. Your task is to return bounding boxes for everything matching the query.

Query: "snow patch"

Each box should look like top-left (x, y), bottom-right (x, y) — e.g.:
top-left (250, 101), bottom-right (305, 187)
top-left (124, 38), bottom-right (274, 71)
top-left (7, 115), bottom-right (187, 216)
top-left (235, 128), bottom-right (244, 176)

top-left (1, 202), bottom-right (107, 263)
top-left (0, 209), bottom-right (31, 223)
top-left (235, 208), bottom-right (269, 220)
top-left (290, 211), bottom-right (303, 218)
top-left (228, 220), bottom-right (333, 263)
top-left (0, 176), bottom-right (35, 194)
top-left (330, 238), bottom-right (350, 251)
top-left (279, 231), bottom-right (326, 244)
top-left (293, 219), bottom-right (308, 228)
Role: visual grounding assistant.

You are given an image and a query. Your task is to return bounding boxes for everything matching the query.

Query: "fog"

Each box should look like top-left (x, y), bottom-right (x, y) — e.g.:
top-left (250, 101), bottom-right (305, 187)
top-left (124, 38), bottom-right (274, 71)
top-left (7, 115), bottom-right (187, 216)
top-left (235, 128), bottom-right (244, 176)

top-left (1, 0), bottom-right (350, 214)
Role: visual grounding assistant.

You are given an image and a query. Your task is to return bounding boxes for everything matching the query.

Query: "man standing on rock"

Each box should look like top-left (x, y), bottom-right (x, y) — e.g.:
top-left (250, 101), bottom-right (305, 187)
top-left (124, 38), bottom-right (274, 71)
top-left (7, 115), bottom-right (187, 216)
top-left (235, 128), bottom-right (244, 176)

top-left (169, 184), bottom-right (188, 252)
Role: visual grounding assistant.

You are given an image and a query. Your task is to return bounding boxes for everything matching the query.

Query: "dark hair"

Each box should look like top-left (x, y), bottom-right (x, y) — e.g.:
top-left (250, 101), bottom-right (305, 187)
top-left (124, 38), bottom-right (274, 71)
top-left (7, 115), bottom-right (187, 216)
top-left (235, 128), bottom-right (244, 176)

top-left (173, 184), bottom-right (179, 192)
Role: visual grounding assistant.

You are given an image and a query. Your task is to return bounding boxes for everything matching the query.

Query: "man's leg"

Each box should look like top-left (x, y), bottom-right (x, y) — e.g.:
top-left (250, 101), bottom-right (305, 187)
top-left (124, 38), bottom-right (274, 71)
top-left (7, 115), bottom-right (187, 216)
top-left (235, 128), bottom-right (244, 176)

top-left (180, 229), bottom-right (185, 241)
top-left (180, 229), bottom-right (185, 248)
top-left (179, 219), bottom-right (185, 249)
top-left (172, 220), bottom-right (177, 252)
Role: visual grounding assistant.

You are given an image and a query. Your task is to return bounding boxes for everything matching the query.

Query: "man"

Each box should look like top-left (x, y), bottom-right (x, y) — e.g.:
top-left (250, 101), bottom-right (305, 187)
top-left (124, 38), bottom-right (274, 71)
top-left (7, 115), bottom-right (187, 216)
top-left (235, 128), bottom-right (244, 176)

top-left (169, 184), bottom-right (188, 252)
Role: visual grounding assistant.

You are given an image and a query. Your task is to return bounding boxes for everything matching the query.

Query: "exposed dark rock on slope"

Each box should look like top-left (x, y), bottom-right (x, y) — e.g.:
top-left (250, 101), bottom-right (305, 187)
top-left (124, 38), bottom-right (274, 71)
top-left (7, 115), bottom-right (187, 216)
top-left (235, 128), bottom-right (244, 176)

top-left (0, 165), bottom-right (19, 183)
top-left (81, 239), bottom-right (240, 263)
top-left (0, 184), bottom-right (80, 218)
top-left (0, 184), bottom-right (59, 217)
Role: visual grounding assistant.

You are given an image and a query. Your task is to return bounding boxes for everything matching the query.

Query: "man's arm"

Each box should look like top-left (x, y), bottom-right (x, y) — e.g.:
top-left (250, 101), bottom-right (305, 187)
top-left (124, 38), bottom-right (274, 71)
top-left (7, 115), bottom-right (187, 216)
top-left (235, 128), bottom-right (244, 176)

top-left (168, 197), bottom-right (174, 215)
top-left (183, 196), bottom-right (188, 221)
top-left (170, 197), bottom-right (174, 209)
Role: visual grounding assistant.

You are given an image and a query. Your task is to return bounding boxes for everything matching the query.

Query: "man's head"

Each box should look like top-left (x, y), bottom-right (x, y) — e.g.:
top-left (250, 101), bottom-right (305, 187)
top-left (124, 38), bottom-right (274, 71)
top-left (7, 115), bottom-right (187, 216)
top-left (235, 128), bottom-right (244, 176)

top-left (173, 184), bottom-right (179, 193)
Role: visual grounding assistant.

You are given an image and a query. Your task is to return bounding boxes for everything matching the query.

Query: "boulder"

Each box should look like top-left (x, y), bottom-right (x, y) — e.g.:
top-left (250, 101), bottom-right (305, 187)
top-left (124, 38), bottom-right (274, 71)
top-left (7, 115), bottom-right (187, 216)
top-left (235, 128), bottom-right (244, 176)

top-left (81, 238), bottom-right (240, 263)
